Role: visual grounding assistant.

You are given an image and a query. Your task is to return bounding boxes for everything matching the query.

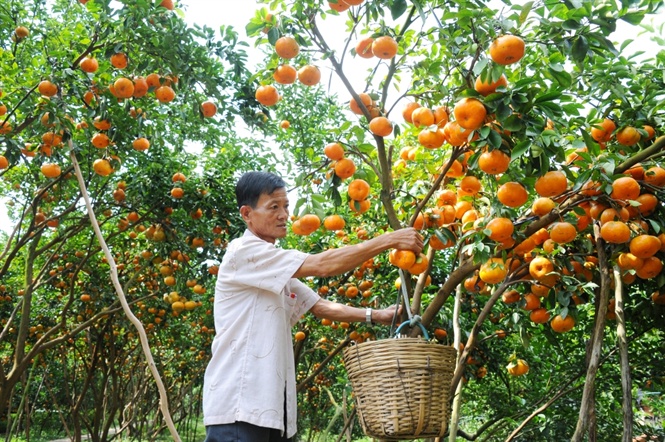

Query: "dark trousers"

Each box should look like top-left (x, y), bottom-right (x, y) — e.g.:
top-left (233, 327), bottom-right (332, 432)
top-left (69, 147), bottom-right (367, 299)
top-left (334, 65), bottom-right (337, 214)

top-left (204, 421), bottom-right (292, 442)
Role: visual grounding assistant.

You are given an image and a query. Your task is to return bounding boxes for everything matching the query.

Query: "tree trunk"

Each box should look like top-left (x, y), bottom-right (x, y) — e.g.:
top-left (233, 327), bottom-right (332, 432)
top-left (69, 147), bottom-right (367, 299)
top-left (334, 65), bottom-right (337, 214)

top-left (571, 224), bottom-right (610, 441)
top-left (448, 285), bottom-right (464, 442)
top-left (613, 265), bottom-right (633, 442)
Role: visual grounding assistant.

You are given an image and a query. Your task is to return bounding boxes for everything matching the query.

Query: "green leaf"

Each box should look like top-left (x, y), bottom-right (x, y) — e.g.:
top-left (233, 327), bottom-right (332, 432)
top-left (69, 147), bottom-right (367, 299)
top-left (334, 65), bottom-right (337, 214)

top-left (620, 12), bottom-right (645, 25)
top-left (472, 58), bottom-right (488, 77)
top-left (519, 2), bottom-right (533, 24)
top-left (571, 35), bottom-right (589, 62)
top-left (562, 19), bottom-right (581, 30)
top-left (488, 129), bottom-right (502, 149)
top-left (496, 102), bottom-right (512, 120)
top-left (535, 90), bottom-right (561, 104)
top-left (548, 67), bottom-right (572, 88)
top-left (502, 115), bottom-right (524, 132)
top-left (511, 140), bottom-right (531, 160)
top-left (390, 0), bottom-right (408, 20)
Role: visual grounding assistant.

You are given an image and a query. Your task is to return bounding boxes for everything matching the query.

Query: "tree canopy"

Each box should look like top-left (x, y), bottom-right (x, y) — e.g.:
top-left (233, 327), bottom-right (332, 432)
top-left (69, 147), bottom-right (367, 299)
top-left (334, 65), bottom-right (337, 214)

top-left (1, 0), bottom-right (665, 441)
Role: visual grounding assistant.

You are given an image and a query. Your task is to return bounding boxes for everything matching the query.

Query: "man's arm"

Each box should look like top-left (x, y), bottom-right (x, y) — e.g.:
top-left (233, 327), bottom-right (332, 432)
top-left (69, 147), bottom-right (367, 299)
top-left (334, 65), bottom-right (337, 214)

top-left (309, 298), bottom-right (400, 326)
top-left (293, 227), bottom-right (423, 278)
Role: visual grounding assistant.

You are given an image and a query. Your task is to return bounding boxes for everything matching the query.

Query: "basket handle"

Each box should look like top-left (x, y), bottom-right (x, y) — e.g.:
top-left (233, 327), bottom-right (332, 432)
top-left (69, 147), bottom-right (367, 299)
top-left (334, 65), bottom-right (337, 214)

top-left (394, 321), bottom-right (429, 340)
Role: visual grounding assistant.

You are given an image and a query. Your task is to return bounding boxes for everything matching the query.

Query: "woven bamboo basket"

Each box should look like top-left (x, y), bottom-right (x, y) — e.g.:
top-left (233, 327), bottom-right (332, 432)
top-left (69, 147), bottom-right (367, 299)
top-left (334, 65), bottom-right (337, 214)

top-left (342, 326), bottom-right (457, 440)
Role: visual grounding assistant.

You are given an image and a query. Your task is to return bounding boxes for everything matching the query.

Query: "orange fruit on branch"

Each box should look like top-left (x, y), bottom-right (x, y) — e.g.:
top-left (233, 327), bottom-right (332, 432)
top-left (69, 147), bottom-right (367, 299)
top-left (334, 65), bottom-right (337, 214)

top-left (323, 214), bottom-right (345, 231)
top-left (460, 175), bottom-right (482, 196)
top-left (507, 359), bottom-right (529, 376)
top-left (200, 101), bottom-right (217, 118)
top-left (635, 193), bottom-right (658, 216)
top-left (255, 85), bottom-right (280, 107)
top-left (642, 125), bottom-right (656, 140)
top-left (599, 207), bottom-right (629, 225)
top-left (172, 172), bottom-right (186, 182)
top-left (599, 220), bottom-right (631, 244)
top-left (644, 166), bottom-right (665, 187)
top-left (489, 35), bottom-right (525, 65)
top-left (155, 85), bottom-right (175, 103)
top-left (590, 118), bottom-right (615, 143)
top-left (534, 170), bottom-right (568, 197)
top-left (453, 97), bottom-right (487, 131)
top-left (92, 158), bottom-right (113, 176)
top-left (348, 178), bottom-right (370, 201)
top-left (372, 35), bottom-right (398, 59)
top-left (297, 214), bottom-right (321, 235)
top-left (474, 74), bottom-right (507, 96)
top-left (329, 0), bottom-right (350, 12)
top-left (113, 77), bottom-right (134, 99)
top-left (79, 57), bottom-right (98, 73)
top-left (275, 36), bottom-right (300, 59)
top-left (529, 256), bottom-right (554, 281)
top-left (349, 93), bottom-right (373, 115)
top-left (629, 234), bottom-right (661, 259)
top-left (131, 77), bottom-right (148, 98)
top-left (550, 314), bottom-right (575, 333)
top-left (110, 52), bottom-right (128, 69)
top-left (349, 198), bottom-right (370, 214)
top-left (636, 256), bottom-right (663, 279)
top-left (485, 217), bottom-right (514, 242)
top-left (368, 116), bottom-right (393, 137)
top-left (501, 289), bottom-right (521, 304)
top-left (355, 37), bottom-right (374, 58)
top-left (433, 106), bottom-right (449, 127)
top-left (478, 149), bottom-right (510, 174)
top-left (297, 65), bottom-right (321, 86)
top-left (411, 107), bottom-right (434, 127)
top-left (530, 308), bottom-right (551, 324)
top-left (610, 176), bottom-right (641, 201)
top-left (91, 132), bottom-right (110, 149)
top-left (389, 249), bottom-right (417, 270)
top-left (273, 65), bottom-right (297, 84)
top-left (158, 0), bottom-right (174, 9)
top-left (132, 137), bottom-right (150, 151)
top-left (549, 222), bottom-right (577, 244)
top-left (408, 253), bottom-right (429, 275)
top-left (401, 101), bottom-right (421, 123)
top-left (38, 80), bottom-right (58, 97)
top-left (617, 252), bottom-right (644, 270)
top-left (418, 128), bottom-right (445, 149)
top-left (479, 257), bottom-right (508, 284)
top-left (497, 182), bottom-right (528, 207)
top-left (616, 126), bottom-right (641, 146)
top-left (334, 158), bottom-right (356, 179)
top-left (14, 26), bottom-right (29, 39)
top-left (531, 197), bottom-right (556, 217)
top-left (41, 163), bottom-right (61, 178)
top-left (324, 142), bottom-right (345, 160)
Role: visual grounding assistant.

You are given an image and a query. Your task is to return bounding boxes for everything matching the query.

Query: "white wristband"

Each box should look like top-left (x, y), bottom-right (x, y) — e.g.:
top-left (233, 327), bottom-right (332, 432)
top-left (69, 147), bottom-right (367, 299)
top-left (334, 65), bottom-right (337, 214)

top-left (365, 307), bottom-right (373, 325)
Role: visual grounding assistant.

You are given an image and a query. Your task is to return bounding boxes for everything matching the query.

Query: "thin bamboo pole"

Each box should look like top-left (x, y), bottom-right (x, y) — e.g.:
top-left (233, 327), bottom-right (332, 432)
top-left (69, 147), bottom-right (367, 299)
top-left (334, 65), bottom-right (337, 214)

top-left (68, 142), bottom-right (181, 442)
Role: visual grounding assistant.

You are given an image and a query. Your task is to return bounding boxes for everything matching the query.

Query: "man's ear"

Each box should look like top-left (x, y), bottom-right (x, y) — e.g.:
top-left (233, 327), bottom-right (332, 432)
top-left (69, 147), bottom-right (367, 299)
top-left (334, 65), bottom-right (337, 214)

top-left (239, 205), bottom-right (251, 221)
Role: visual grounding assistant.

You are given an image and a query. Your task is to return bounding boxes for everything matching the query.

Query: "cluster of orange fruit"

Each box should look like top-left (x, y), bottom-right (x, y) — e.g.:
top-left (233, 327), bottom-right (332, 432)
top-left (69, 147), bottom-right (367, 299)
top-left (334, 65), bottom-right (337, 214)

top-left (255, 36), bottom-right (322, 107)
top-left (395, 34), bottom-right (524, 155)
top-left (388, 249), bottom-right (429, 276)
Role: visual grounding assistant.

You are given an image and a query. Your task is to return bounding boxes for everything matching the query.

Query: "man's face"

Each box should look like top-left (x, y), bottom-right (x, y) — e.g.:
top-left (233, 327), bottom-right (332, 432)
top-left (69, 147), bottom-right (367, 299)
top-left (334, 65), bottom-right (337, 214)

top-left (240, 187), bottom-right (289, 243)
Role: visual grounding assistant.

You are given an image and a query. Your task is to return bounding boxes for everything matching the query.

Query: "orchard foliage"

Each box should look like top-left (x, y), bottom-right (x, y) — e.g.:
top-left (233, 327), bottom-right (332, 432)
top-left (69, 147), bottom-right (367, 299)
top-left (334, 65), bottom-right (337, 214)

top-left (0, 0), bottom-right (278, 439)
top-left (246, 0), bottom-right (665, 440)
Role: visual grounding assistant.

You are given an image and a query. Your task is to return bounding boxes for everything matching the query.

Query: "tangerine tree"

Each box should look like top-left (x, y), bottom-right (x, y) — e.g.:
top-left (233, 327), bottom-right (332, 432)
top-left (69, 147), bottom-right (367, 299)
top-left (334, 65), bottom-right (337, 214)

top-left (245, 0), bottom-right (665, 440)
top-left (0, 0), bottom-right (277, 439)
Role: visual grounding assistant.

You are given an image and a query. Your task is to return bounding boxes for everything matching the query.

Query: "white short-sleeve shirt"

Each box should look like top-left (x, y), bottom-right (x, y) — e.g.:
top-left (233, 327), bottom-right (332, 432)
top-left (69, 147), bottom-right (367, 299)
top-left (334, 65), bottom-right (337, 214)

top-left (202, 230), bottom-right (320, 437)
